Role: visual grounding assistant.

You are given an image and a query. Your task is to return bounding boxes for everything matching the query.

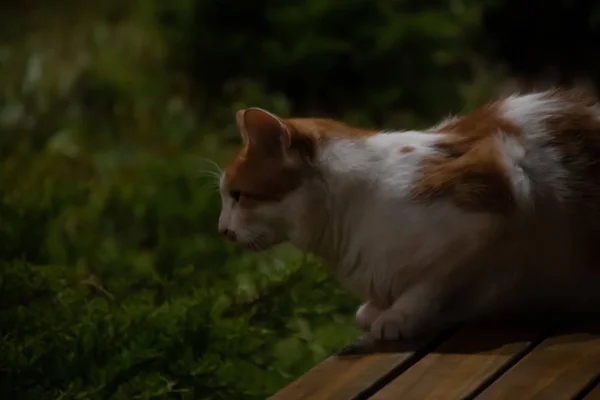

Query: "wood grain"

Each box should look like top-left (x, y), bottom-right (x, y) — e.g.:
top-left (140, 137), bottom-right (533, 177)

top-left (369, 327), bottom-right (545, 400)
top-left (478, 328), bottom-right (600, 400)
top-left (267, 337), bottom-right (432, 400)
top-left (271, 325), bottom-right (600, 400)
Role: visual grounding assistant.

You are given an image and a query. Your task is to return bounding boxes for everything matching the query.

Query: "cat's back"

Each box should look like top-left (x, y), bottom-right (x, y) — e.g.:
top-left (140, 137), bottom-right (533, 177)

top-left (501, 89), bottom-right (600, 183)
top-left (414, 89), bottom-right (600, 271)
top-left (431, 89), bottom-right (600, 207)
top-left (425, 90), bottom-right (600, 308)
top-left (480, 89), bottom-right (600, 267)
top-left (499, 90), bottom-right (600, 208)
top-left (512, 90), bottom-right (600, 266)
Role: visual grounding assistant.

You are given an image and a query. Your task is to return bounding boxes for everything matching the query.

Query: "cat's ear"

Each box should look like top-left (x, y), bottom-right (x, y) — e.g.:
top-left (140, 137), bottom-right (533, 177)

top-left (236, 108), bottom-right (291, 156)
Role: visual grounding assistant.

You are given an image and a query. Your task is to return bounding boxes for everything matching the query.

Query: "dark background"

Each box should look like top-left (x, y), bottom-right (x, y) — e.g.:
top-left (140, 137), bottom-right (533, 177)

top-left (1, 1), bottom-right (598, 398)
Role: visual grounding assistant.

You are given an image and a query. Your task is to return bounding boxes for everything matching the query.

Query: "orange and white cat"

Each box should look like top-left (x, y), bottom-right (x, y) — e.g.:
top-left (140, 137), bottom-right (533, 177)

top-left (218, 89), bottom-right (600, 340)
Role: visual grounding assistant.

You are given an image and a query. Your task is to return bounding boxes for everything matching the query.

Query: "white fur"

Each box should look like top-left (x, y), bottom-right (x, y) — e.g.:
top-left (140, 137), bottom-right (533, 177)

top-left (219, 91), bottom-right (600, 340)
top-left (288, 132), bottom-right (503, 338)
top-left (501, 93), bottom-right (571, 202)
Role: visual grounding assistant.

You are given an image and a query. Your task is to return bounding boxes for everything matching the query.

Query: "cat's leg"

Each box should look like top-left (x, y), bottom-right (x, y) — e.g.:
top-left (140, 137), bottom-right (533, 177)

top-left (355, 301), bottom-right (382, 331)
top-left (370, 284), bottom-right (442, 340)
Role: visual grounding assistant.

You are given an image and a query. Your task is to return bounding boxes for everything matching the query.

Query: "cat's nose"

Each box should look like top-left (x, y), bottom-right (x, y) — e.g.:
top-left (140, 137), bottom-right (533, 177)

top-left (219, 227), bottom-right (237, 242)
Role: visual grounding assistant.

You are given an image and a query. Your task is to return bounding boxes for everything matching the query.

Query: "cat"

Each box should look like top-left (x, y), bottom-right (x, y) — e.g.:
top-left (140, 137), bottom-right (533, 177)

top-left (217, 89), bottom-right (600, 341)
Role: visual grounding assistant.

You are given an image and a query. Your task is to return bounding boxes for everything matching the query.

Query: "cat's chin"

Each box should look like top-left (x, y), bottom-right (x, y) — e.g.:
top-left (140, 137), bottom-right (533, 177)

top-left (241, 243), bottom-right (268, 252)
top-left (240, 240), bottom-right (278, 253)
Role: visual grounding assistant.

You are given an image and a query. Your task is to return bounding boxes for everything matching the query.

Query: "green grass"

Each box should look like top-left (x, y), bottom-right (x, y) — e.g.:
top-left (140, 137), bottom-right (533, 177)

top-left (0, 1), bottom-right (504, 398)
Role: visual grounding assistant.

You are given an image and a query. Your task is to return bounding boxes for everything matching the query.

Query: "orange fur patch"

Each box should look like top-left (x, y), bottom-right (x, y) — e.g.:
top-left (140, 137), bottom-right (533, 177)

top-left (224, 147), bottom-right (305, 205)
top-left (224, 111), bottom-right (374, 205)
top-left (399, 145), bottom-right (415, 154)
top-left (432, 102), bottom-right (521, 138)
top-left (412, 102), bottom-right (522, 213)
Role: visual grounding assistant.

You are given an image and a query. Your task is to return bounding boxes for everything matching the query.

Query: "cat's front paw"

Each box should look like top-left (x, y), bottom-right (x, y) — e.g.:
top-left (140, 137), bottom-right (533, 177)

top-left (370, 310), bottom-right (417, 341)
top-left (355, 301), bottom-right (381, 331)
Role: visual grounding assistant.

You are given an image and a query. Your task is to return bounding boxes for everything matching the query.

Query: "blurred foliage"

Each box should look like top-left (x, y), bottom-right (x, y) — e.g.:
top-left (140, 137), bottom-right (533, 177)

top-left (0, 1), bottom-right (507, 399)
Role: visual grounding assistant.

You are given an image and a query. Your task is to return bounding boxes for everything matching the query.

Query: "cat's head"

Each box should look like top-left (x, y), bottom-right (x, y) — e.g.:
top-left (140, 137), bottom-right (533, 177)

top-left (217, 108), bottom-right (316, 251)
top-left (217, 108), bottom-right (372, 251)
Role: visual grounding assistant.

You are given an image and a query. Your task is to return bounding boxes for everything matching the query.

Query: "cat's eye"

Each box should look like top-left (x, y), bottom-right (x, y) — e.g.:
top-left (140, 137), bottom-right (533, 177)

top-left (230, 190), bottom-right (268, 203)
top-left (230, 190), bottom-right (242, 202)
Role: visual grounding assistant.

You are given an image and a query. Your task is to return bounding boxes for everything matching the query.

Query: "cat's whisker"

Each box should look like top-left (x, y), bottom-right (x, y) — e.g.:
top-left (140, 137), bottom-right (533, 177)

top-left (197, 177), bottom-right (220, 186)
top-left (197, 157), bottom-right (224, 174)
top-left (197, 170), bottom-right (221, 177)
top-left (196, 157), bottom-right (224, 189)
top-left (197, 172), bottom-right (222, 183)
top-left (252, 236), bottom-right (270, 252)
top-left (198, 178), bottom-right (221, 193)
top-left (199, 182), bottom-right (221, 194)
top-left (196, 163), bottom-right (223, 193)
top-left (196, 172), bottom-right (220, 181)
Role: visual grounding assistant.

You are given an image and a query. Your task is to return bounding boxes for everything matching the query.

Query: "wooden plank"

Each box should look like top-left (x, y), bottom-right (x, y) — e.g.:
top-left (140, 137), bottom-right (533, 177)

top-left (582, 381), bottom-right (600, 399)
top-left (478, 327), bottom-right (600, 400)
top-left (268, 336), bottom-right (438, 400)
top-left (369, 326), bottom-right (545, 400)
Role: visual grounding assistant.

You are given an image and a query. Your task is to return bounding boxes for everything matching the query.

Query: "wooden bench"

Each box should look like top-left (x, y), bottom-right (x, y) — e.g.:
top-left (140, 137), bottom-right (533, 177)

top-left (270, 323), bottom-right (600, 400)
